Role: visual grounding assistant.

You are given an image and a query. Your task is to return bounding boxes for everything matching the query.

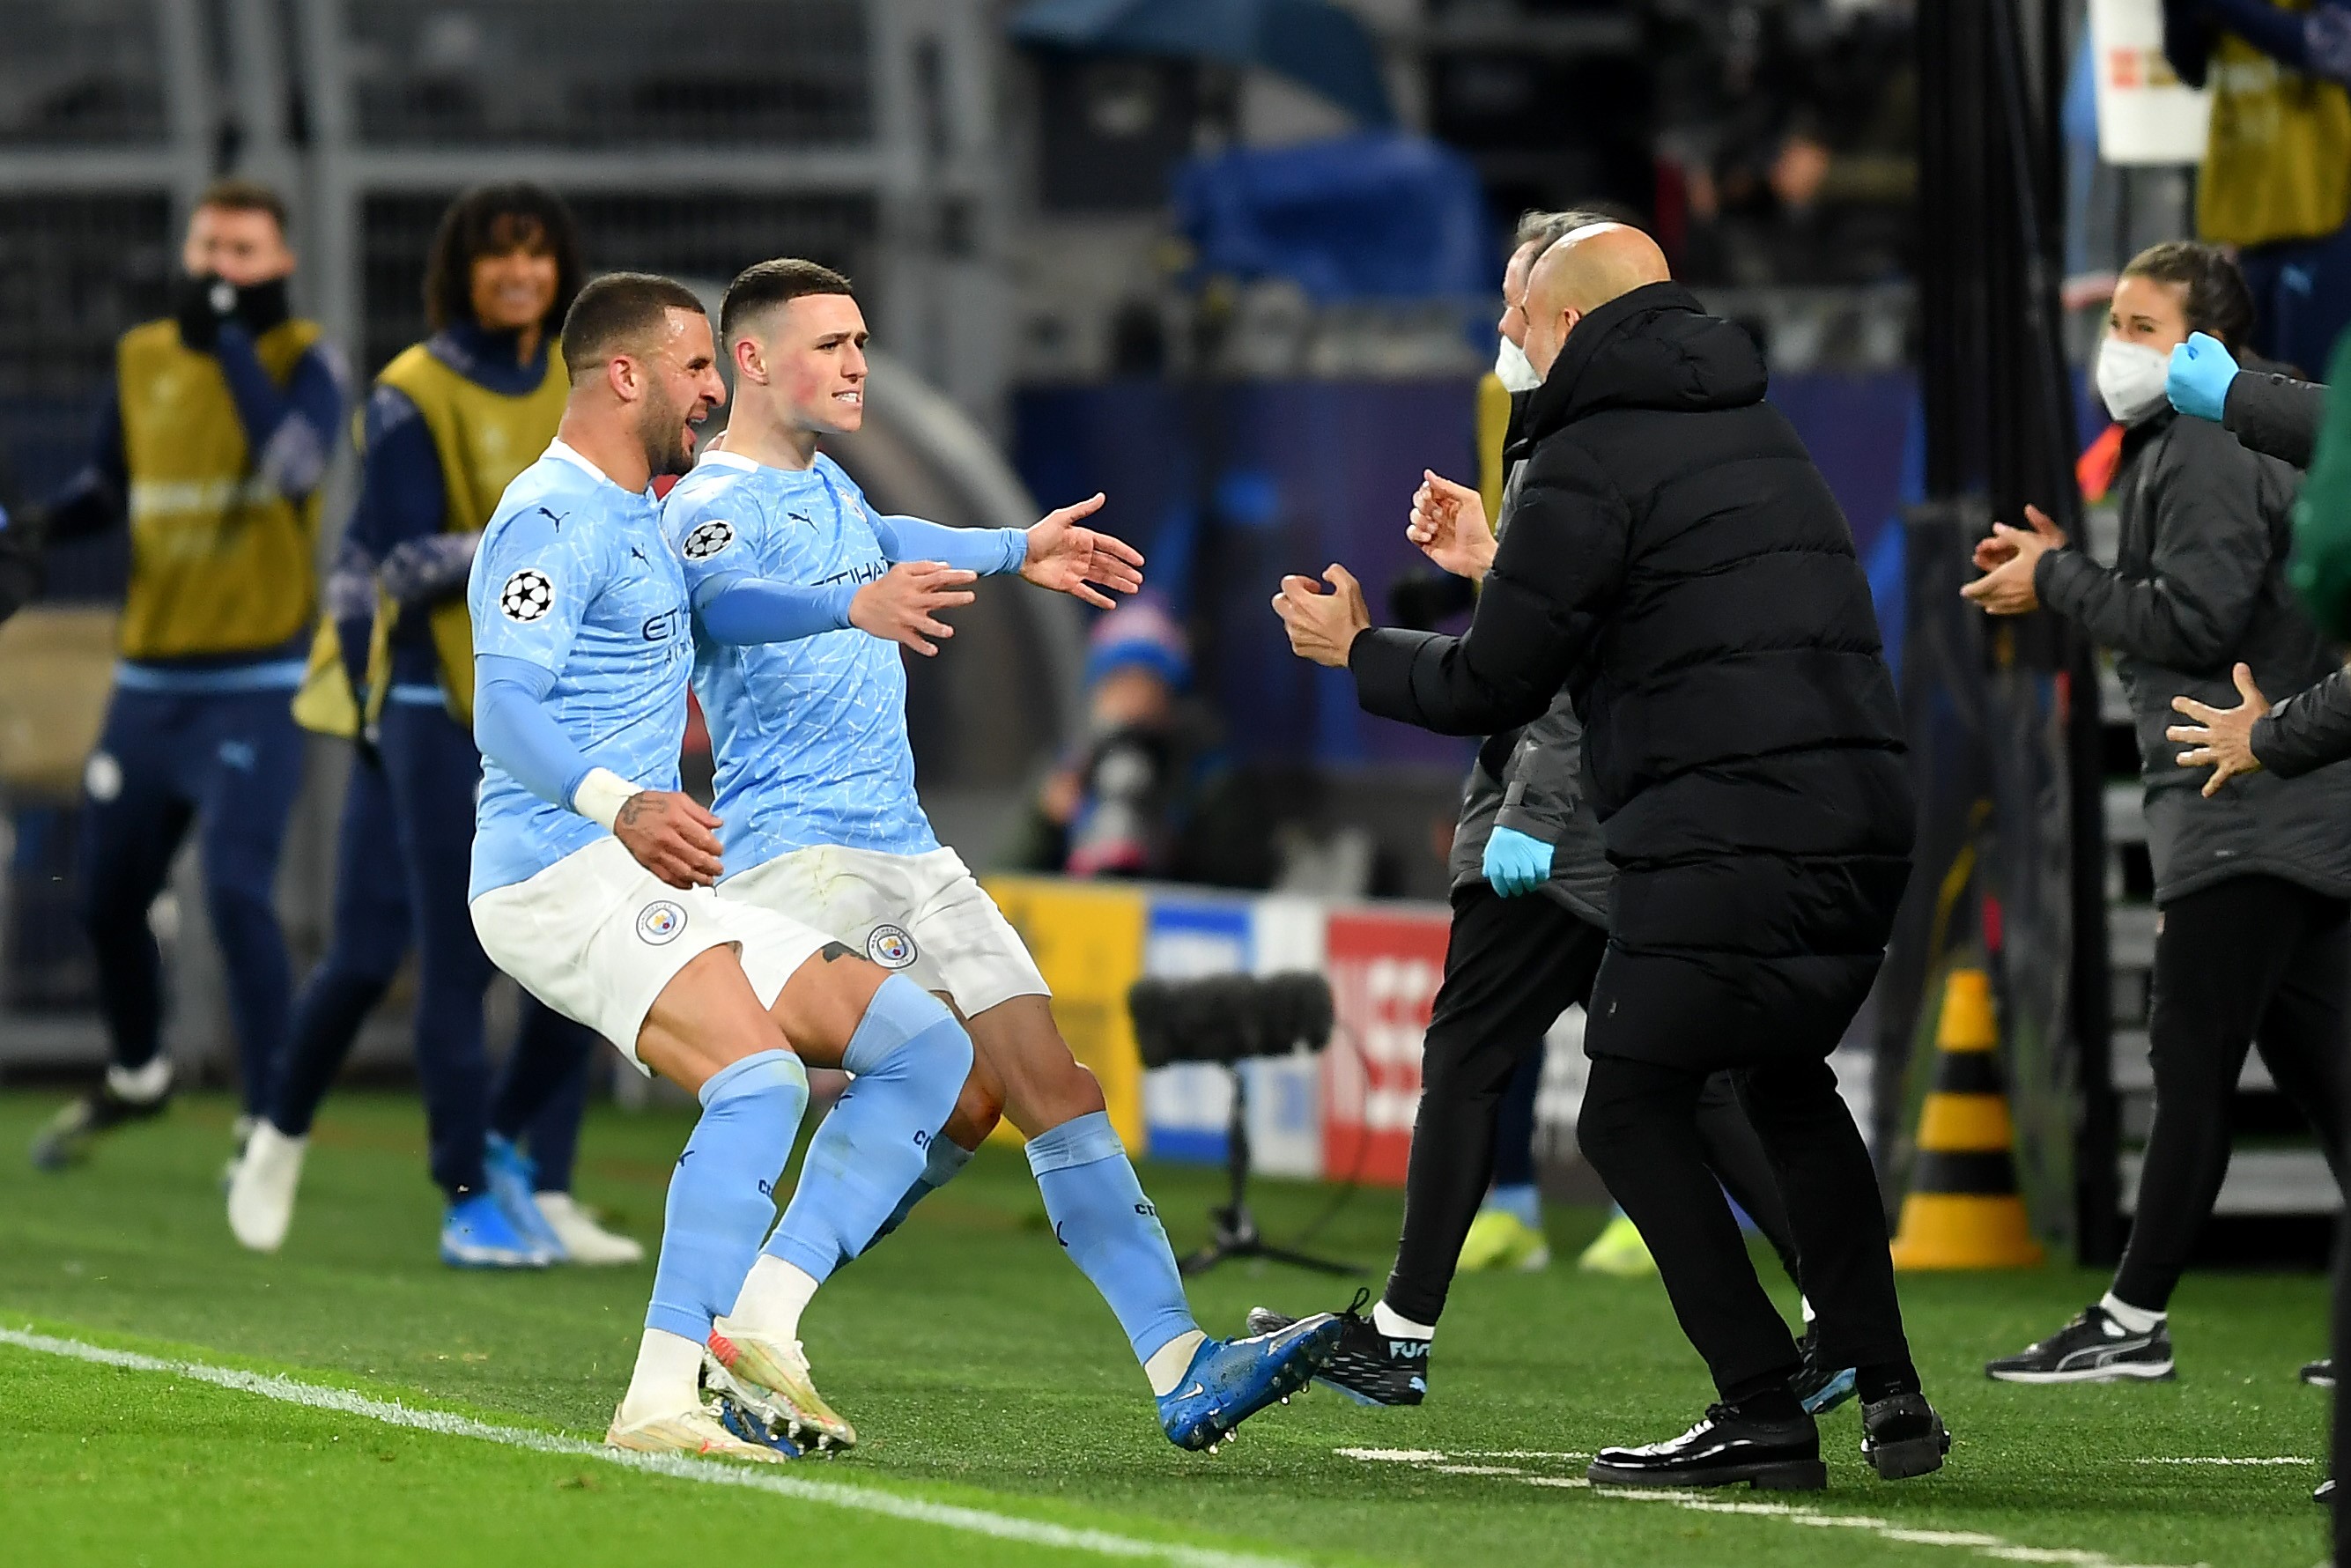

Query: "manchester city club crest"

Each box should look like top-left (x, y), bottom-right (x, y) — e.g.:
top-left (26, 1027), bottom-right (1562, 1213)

top-left (866, 924), bottom-right (917, 969)
top-left (680, 519), bottom-right (736, 561)
top-left (499, 567), bottom-right (554, 622)
top-left (636, 900), bottom-right (686, 945)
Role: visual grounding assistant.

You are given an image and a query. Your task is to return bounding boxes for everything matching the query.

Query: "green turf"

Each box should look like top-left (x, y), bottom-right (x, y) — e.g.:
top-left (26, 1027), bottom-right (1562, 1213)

top-left (0, 1090), bottom-right (2327, 1566)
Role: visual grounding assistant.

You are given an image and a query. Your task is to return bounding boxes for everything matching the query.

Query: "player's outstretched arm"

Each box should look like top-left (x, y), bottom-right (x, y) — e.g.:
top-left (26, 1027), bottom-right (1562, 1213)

top-left (473, 653), bottom-right (722, 888)
top-left (1019, 492), bottom-right (1143, 610)
top-left (868, 497), bottom-right (1143, 610)
top-left (849, 562), bottom-right (976, 655)
top-left (694, 565), bottom-right (977, 657)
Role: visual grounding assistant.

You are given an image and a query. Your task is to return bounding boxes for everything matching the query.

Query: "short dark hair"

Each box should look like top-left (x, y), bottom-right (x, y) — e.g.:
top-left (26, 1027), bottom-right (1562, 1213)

top-left (2123, 240), bottom-right (2257, 349)
top-left (424, 182), bottom-right (583, 334)
top-left (1517, 203), bottom-right (1645, 249)
top-left (195, 178), bottom-right (290, 236)
top-left (558, 272), bottom-right (707, 379)
top-left (719, 258), bottom-right (854, 347)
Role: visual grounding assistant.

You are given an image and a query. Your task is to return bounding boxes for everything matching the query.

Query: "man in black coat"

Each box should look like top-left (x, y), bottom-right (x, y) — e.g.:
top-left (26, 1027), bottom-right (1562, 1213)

top-left (1274, 224), bottom-right (1945, 1490)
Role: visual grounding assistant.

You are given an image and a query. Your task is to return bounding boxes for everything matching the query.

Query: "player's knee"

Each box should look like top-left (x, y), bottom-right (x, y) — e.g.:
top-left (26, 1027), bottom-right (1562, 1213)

top-left (1051, 1057), bottom-right (1107, 1116)
top-left (697, 1046), bottom-right (809, 1121)
top-left (773, 944), bottom-right (888, 1049)
top-left (944, 1070), bottom-right (1005, 1146)
top-left (847, 974), bottom-right (974, 1086)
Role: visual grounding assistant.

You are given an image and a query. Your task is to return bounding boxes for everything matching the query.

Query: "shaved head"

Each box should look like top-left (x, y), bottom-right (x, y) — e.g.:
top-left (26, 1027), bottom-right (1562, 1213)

top-left (1523, 223), bottom-right (1674, 378)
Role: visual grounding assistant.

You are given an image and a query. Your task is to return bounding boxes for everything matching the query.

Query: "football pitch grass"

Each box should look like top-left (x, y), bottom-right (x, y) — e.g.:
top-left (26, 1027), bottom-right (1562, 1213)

top-left (0, 1091), bottom-right (2326, 1567)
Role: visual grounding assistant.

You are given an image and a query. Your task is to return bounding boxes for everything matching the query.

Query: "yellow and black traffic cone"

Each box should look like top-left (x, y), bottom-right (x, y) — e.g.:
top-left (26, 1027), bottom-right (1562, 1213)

top-left (1889, 967), bottom-right (2044, 1269)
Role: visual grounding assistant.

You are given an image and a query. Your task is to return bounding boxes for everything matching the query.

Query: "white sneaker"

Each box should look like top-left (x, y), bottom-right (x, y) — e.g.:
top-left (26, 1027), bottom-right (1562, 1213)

top-left (225, 1121), bottom-right (307, 1253)
top-left (536, 1193), bottom-right (645, 1265)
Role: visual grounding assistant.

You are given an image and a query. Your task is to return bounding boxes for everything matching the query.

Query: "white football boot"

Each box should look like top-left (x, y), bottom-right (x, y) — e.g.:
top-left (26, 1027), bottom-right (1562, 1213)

top-left (704, 1323), bottom-right (857, 1452)
top-left (535, 1193), bottom-right (645, 1265)
top-left (605, 1402), bottom-right (795, 1464)
top-left (225, 1121), bottom-right (307, 1253)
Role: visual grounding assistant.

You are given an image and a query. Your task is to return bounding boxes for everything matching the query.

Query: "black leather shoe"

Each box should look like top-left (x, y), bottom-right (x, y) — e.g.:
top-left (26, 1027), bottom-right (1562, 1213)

top-left (1586, 1403), bottom-right (1825, 1490)
top-left (1860, 1391), bottom-right (1951, 1479)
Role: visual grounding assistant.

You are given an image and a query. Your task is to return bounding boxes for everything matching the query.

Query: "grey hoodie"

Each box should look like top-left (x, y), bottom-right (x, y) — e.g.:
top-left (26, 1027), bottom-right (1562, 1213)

top-left (1444, 447), bottom-right (1611, 928)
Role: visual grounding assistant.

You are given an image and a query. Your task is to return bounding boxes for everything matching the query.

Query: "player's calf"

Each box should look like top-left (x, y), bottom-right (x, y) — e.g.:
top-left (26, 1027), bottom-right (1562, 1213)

top-left (611, 1041), bottom-right (810, 1448)
top-left (715, 970), bottom-right (973, 1448)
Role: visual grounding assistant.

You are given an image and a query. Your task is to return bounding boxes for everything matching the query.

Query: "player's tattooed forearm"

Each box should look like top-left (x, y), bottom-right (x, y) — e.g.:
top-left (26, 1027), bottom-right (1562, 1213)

top-left (617, 794), bottom-right (652, 830)
top-left (819, 942), bottom-right (855, 963)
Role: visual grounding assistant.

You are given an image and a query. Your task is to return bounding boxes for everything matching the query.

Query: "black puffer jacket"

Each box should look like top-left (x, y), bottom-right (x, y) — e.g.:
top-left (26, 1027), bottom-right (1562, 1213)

top-left (2225, 367), bottom-right (2326, 469)
top-left (1350, 281), bottom-right (1911, 1057)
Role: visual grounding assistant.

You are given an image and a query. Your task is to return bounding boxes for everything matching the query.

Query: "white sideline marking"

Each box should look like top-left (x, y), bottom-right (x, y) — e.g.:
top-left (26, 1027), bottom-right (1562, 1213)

top-left (2131, 1456), bottom-right (2310, 1467)
top-left (0, 1328), bottom-right (1298, 1568)
top-left (1334, 1446), bottom-right (2202, 1567)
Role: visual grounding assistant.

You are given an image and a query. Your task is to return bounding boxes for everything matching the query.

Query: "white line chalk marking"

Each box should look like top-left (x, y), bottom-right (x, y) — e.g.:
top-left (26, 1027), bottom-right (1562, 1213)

top-left (2131, 1456), bottom-right (2310, 1467)
top-left (0, 1328), bottom-right (1298, 1568)
top-left (1334, 1445), bottom-right (2203, 1566)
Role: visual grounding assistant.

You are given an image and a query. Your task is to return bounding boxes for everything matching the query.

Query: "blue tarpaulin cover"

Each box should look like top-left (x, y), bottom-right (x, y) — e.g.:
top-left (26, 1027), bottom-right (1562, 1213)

top-left (1172, 132), bottom-right (1494, 301)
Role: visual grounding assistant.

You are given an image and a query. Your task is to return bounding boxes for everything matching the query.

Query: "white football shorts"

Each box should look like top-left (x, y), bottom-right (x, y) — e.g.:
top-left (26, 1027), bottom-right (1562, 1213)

top-left (470, 836), bottom-right (831, 1073)
top-left (721, 844), bottom-right (1049, 1019)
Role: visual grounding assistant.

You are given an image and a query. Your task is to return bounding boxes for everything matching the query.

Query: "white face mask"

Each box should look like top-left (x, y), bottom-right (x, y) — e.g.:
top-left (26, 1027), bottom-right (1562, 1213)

top-left (1493, 335), bottom-right (1544, 394)
top-left (2096, 337), bottom-right (2171, 425)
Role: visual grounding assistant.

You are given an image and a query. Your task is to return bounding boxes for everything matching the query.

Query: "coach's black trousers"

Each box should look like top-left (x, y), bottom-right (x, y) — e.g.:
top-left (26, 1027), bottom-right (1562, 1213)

top-left (1384, 884), bottom-right (1805, 1327)
top-left (1575, 929), bottom-right (1910, 1399)
top-left (2116, 874), bottom-right (2349, 1313)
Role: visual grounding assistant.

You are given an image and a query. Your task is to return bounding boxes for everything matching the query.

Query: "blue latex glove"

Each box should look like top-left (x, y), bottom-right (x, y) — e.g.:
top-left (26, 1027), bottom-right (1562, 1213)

top-left (2166, 332), bottom-right (2240, 423)
top-left (1482, 825), bottom-right (1555, 898)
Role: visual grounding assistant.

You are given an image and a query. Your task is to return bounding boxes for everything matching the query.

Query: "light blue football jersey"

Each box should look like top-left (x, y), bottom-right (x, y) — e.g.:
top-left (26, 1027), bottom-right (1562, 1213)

top-left (468, 440), bottom-right (693, 899)
top-left (661, 450), bottom-right (940, 872)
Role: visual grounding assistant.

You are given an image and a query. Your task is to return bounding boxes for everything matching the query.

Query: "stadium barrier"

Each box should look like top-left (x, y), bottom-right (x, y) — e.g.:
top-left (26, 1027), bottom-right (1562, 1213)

top-left (981, 876), bottom-right (1445, 1184)
top-left (983, 875), bottom-right (1876, 1190)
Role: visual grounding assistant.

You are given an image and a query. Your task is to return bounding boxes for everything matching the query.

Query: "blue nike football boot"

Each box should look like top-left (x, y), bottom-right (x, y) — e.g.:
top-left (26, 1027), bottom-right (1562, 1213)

top-left (484, 1133), bottom-right (569, 1262)
top-left (1156, 1313), bottom-right (1343, 1453)
top-left (440, 1190), bottom-right (554, 1268)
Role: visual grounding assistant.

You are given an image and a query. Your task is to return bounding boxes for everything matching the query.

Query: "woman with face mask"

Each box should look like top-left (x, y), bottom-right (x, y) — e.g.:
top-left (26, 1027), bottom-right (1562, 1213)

top-left (1965, 240), bottom-right (2351, 1389)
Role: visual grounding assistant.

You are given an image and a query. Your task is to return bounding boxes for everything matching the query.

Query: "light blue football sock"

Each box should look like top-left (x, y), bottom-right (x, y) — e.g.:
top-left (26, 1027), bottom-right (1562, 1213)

top-left (762, 976), bottom-right (972, 1284)
top-left (1026, 1109), bottom-right (1199, 1365)
top-left (1485, 1182), bottom-right (1541, 1231)
top-left (863, 1132), bottom-right (979, 1257)
top-left (643, 1048), bottom-right (809, 1342)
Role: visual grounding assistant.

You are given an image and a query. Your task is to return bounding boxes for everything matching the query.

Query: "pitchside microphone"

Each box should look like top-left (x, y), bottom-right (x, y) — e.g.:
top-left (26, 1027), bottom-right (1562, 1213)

top-left (1125, 972), bottom-right (1334, 1070)
top-left (1123, 971), bottom-right (1357, 1279)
